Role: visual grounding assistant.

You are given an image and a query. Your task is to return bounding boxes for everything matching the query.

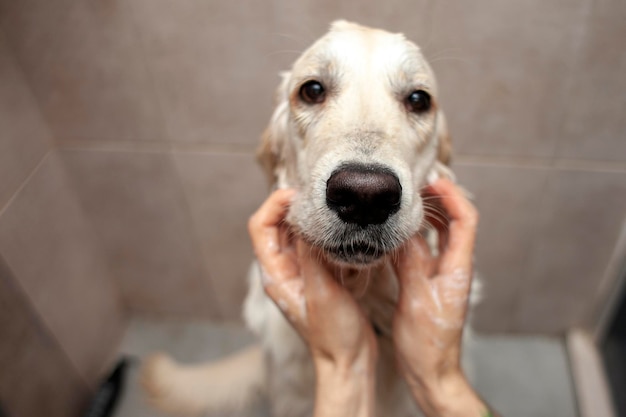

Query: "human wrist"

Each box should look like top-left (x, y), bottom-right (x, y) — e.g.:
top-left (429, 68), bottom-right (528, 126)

top-left (312, 329), bottom-right (378, 374)
top-left (407, 369), bottom-right (488, 417)
top-left (313, 350), bottom-right (377, 417)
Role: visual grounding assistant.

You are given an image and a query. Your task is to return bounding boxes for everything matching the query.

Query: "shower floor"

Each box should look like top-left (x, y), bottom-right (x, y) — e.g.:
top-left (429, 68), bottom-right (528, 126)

top-left (113, 318), bottom-right (579, 417)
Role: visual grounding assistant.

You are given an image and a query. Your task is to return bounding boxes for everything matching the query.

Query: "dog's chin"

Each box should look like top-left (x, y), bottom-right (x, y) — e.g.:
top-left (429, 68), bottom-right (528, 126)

top-left (296, 209), bottom-right (418, 268)
top-left (323, 243), bottom-right (387, 267)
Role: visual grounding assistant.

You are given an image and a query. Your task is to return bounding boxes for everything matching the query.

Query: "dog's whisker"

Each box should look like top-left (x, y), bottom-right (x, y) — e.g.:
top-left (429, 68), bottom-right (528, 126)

top-left (339, 266), bottom-right (345, 287)
top-left (426, 49), bottom-right (465, 60)
top-left (355, 268), bottom-right (372, 299)
top-left (423, 208), bottom-right (450, 223)
top-left (420, 195), bottom-right (456, 201)
top-left (428, 56), bottom-right (472, 65)
top-left (265, 50), bottom-right (306, 59)
top-left (272, 32), bottom-right (310, 45)
top-left (423, 207), bottom-right (454, 227)
top-left (427, 47), bottom-right (464, 57)
top-left (423, 204), bottom-right (450, 221)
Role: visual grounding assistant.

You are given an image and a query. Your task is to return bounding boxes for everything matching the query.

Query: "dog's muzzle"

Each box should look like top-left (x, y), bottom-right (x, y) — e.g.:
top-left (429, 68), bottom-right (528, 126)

top-left (323, 163), bottom-right (402, 264)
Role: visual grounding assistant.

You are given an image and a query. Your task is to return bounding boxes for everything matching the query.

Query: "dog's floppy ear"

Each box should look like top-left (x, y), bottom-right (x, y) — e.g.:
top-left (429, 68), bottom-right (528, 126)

top-left (436, 110), bottom-right (452, 166)
top-left (257, 72), bottom-right (291, 188)
top-left (428, 110), bottom-right (455, 183)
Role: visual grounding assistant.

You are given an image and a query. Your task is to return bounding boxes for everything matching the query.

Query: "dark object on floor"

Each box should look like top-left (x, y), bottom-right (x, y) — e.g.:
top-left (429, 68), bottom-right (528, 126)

top-left (601, 273), bottom-right (626, 417)
top-left (82, 358), bottom-right (130, 417)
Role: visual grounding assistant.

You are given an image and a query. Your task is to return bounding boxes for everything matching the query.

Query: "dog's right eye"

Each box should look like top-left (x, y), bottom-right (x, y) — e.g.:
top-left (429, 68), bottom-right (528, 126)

top-left (299, 81), bottom-right (326, 104)
top-left (406, 90), bottom-right (432, 113)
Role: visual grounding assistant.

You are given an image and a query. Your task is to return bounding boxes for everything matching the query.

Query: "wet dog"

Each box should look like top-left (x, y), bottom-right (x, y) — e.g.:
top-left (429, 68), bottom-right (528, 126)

top-left (142, 21), bottom-right (467, 417)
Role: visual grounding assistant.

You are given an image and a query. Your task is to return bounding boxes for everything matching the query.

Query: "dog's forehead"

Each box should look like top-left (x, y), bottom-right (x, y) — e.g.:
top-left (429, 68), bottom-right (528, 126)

top-left (329, 27), bottom-right (415, 66)
top-left (294, 21), bottom-right (433, 85)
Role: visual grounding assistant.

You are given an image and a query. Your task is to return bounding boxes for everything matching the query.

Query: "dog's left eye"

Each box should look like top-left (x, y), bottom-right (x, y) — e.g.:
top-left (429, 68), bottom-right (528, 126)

top-left (299, 80), bottom-right (326, 104)
top-left (406, 90), bottom-right (431, 113)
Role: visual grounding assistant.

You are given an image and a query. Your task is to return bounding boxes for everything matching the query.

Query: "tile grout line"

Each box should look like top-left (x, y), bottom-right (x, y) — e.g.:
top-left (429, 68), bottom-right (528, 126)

top-left (506, 170), bottom-right (553, 332)
top-left (122, 0), bottom-right (230, 320)
top-left (0, 251), bottom-right (94, 393)
top-left (548, 0), bottom-right (596, 164)
top-left (0, 11), bottom-right (98, 391)
top-left (122, 0), bottom-right (174, 148)
top-left (0, 14), bottom-right (64, 150)
top-left (553, 159), bottom-right (626, 173)
top-left (454, 155), bottom-right (626, 173)
top-left (0, 150), bottom-right (52, 219)
top-left (51, 148), bottom-right (137, 385)
top-left (0, 150), bottom-right (126, 389)
top-left (167, 154), bottom-right (227, 321)
top-left (53, 150), bottom-right (133, 317)
top-left (55, 140), bottom-right (626, 172)
top-left (57, 140), bottom-right (257, 155)
top-left (0, 23), bottom-right (60, 217)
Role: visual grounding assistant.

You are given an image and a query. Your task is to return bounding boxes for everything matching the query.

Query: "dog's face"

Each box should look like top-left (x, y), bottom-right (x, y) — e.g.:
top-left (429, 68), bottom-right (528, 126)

top-left (259, 21), bottom-right (451, 266)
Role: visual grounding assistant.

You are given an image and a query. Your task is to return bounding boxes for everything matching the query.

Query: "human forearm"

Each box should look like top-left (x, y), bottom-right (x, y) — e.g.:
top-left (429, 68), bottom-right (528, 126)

top-left (313, 355), bottom-right (376, 417)
top-left (406, 370), bottom-right (500, 417)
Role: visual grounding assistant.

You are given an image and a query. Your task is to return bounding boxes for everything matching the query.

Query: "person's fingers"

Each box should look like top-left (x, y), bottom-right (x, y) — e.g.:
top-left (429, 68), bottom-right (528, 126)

top-left (421, 184), bottom-right (450, 256)
top-left (392, 236), bottom-right (437, 315)
top-left (261, 265), bottom-right (306, 329)
top-left (297, 239), bottom-right (374, 355)
top-left (298, 238), bottom-right (370, 332)
top-left (248, 189), bottom-right (298, 280)
top-left (297, 239), bottom-right (338, 302)
top-left (260, 230), bottom-right (306, 329)
top-left (248, 188), bottom-right (296, 254)
top-left (277, 222), bottom-right (298, 269)
top-left (427, 179), bottom-right (478, 275)
top-left (248, 189), bottom-right (308, 326)
top-left (393, 235), bottom-right (433, 286)
top-left (421, 185), bottom-right (450, 256)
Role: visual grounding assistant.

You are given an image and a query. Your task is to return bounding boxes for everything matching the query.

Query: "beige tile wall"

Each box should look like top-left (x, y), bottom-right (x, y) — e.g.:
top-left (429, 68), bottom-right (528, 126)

top-left (0, 153), bottom-right (125, 384)
top-left (0, 30), bottom-right (50, 210)
top-left (0, 26), bottom-right (126, 417)
top-left (0, 256), bottom-right (89, 417)
top-left (0, 0), bottom-right (624, 350)
top-left (60, 149), bottom-right (221, 318)
top-left (171, 152), bottom-right (269, 318)
top-left (0, 0), bottom-right (165, 143)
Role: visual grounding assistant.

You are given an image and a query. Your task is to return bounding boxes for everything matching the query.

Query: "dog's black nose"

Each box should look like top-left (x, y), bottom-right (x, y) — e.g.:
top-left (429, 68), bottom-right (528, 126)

top-left (326, 164), bottom-right (401, 227)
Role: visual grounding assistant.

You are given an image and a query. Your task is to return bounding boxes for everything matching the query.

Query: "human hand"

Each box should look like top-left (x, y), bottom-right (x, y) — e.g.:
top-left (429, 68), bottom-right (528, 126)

top-left (248, 189), bottom-right (376, 417)
top-left (392, 179), bottom-right (489, 417)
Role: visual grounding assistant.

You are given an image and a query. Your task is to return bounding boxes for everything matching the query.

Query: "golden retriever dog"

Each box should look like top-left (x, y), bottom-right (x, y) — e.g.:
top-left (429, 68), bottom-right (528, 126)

top-left (142, 20), bottom-right (475, 417)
